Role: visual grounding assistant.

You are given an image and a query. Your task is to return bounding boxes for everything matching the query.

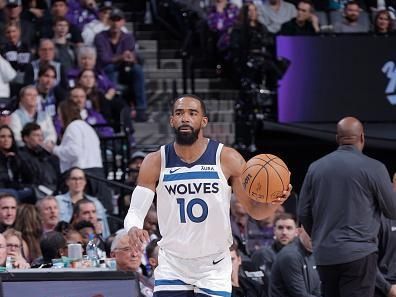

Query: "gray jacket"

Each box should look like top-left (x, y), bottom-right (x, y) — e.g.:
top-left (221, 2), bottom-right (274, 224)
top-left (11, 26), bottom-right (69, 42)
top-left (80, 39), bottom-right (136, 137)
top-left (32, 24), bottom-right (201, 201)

top-left (298, 145), bottom-right (396, 265)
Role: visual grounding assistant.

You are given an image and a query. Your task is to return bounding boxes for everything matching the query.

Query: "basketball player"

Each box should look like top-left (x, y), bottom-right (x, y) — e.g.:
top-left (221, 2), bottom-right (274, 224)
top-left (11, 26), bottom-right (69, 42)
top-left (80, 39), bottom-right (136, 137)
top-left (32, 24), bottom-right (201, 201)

top-left (124, 94), bottom-right (291, 297)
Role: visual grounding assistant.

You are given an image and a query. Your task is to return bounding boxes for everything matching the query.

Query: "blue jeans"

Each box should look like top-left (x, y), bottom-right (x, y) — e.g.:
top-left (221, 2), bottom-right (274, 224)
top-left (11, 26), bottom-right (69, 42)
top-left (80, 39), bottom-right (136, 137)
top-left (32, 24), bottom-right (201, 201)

top-left (103, 63), bottom-right (147, 112)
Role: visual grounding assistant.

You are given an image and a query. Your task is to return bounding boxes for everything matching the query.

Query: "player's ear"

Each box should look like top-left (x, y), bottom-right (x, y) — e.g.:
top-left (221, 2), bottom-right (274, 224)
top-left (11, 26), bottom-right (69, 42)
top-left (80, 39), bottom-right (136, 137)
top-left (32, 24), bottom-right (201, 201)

top-left (202, 116), bottom-right (208, 128)
top-left (169, 116), bottom-right (174, 128)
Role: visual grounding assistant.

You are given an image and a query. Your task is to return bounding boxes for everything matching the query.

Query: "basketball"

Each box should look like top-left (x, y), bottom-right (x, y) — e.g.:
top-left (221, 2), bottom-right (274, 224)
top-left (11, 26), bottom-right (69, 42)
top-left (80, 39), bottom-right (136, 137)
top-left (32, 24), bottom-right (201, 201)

top-left (241, 154), bottom-right (290, 203)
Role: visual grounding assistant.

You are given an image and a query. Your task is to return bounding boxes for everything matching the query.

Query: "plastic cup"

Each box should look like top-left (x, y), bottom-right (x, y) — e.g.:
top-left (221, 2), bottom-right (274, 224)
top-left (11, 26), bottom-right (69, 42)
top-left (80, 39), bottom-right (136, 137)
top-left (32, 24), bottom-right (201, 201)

top-left (68, 243), bottom-right (83, 260)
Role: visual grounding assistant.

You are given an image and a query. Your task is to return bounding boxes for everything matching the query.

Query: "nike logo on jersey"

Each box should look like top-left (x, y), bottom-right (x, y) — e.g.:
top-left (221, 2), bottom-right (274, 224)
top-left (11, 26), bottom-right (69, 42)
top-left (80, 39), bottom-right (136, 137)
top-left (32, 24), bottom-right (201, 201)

top-left (170, 168), bottom-right (181, 174)
top-left (392, 226), bottom-right (396, 232)
top-left (213, 257), bottom-right (225, 265)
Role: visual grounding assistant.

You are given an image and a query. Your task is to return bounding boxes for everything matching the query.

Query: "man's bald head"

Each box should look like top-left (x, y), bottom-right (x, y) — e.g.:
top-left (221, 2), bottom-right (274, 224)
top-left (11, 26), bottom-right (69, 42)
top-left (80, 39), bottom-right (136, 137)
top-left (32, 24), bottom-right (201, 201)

top-left (336, 117), bottom-right (364, 150)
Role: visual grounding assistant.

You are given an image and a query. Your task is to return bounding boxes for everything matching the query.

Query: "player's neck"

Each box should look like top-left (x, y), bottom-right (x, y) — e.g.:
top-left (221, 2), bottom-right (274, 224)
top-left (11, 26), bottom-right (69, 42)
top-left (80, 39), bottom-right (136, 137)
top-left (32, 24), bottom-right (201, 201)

top-left (174, 137), bottom-right (209, 164)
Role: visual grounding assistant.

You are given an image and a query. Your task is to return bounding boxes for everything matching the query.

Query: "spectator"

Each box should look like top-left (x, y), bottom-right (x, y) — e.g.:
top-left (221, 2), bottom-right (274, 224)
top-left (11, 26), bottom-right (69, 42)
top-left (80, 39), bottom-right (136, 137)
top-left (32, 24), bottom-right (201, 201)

top-left (94, 8), bottom-right (148, 122)
top-left (255, 0), bottom-right (297, 33)
top-left (372, 9), bottom-right (395, 34)
top-left (3, 228), bottom-right (30, 268)
top-left (231, 242), bottom-right (265, 297)
top-left (230, 196), bottom-right (249, 255)
top-left (52, 16), bottom-right (77, 74)
top-left (145, 238), bottom-right (159, 282)
top-left (18, 123), bottom-right (60, 197)
top-left (251, 213), bottom-right (298, 287)
top-left (0, 126), bottom-right (34, 202)
top-left (122, 150), bottom-right (146, 210)
top-left (44, 100), bottom-right (113, 212)
top-left (229, 195), bottom-right (276, 256)
top-left (24, 39), bottom-right (68, 88)
top-left (64, 228), bottom-right (84, 245)
top-left (20, 0), bottom-right (48, 24)
top-left (1, 21), bottom-right (31, 96)
top-left (0, 0), bottom-right (37, 47)
top-left (73, 219), bottom-right (105, 257)
top-left (68, 87), bottom-right (114, 137)
top-left (375, 215), bottom-right (396, 297)
top-left (207, 0), bottom-right (240, 55)
top-left (44, 100), bottom-right (100, 171)
top-left (36, 196), bottom-right (60, 233)
top-left (82, 1), bottom-right (128, 46)
top-left (9, 85), bottom-right (57, 146)
top-left (77, 68), bottom-right (129, 133)
top-left (55, 167), bottom-right (109, 239)
top-left (41, 0), bottom-right (83, 46)
top-left (279, 0), bottom-right (319, 34)
top-left (71, 198), bottom-right (109, 239)
top-left (66, 0), bottom-right (98, 31)
top-left (269, 227), bottom-right (321, 297)
top-left (0, 193), bottom-right (17, 232)
top-left (13, 203), bottom-right (43, 262)
top-left (73, 219), bottom-right (96, 246)
top-left (230, 2), bottom-right (274, 89)
top-left (35, 231), bottom-right (67, 268)
top-left (298, 117), bottom-right (396, 297)
top-left (0, 54), bottom-right (16, 100)
top-left (36, 64), bottom-right (67, 121)
top-left (68, 46), bottom-right (116, 96)
top-left (126, 151), bottom-right (146, 186)
top-left (333, 1), bottom-right (368, 33)
top-left (110, 229), bottom-right (154, 297)
top-left (54, 220), bottom-right (71, 235)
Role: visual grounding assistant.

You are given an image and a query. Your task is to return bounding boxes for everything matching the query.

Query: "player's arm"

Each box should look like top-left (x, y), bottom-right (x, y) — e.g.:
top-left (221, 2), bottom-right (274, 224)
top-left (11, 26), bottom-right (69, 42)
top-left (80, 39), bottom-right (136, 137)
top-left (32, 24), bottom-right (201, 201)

top-left (124, 151), bottom-right (161, 252)
top-left (222, 147), bottom-right (291, 220)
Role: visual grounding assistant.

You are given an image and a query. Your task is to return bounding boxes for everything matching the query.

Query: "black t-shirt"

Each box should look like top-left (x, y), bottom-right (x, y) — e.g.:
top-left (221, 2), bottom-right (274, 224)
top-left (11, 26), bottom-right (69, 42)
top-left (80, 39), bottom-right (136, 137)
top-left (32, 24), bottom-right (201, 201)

top-left (279, 18), bottom-right (316, 35)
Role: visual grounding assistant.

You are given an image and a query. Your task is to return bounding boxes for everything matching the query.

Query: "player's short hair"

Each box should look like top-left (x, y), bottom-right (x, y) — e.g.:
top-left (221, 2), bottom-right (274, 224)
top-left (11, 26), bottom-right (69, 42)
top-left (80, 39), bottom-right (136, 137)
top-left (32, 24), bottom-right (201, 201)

top-left (173, 94), bottom-right (207, 116)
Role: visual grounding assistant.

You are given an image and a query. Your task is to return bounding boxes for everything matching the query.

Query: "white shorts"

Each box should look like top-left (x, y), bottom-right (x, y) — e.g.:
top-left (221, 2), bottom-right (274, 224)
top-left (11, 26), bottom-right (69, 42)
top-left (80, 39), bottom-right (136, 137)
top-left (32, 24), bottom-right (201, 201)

top-left (154, 248), bottom-right (232, 297)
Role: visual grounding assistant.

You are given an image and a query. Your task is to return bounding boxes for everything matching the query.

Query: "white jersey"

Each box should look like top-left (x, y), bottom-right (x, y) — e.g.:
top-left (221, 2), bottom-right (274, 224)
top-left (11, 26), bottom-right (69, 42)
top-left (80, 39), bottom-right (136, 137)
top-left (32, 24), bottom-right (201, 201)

top-left (156, 139), bottom-right (233, 259)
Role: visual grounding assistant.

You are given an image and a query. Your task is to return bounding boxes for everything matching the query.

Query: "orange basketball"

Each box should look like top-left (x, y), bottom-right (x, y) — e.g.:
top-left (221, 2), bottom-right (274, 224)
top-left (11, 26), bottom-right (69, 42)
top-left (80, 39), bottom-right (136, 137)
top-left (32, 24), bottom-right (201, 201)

top-left (242, 154), bottom-right (290, 203)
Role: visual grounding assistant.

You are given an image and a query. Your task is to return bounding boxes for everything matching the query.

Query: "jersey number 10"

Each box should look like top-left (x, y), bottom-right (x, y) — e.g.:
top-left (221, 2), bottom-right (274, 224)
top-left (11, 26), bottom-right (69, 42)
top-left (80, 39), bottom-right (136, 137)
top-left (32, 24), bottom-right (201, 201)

top-left (177, 198), bottom-right (208, 223)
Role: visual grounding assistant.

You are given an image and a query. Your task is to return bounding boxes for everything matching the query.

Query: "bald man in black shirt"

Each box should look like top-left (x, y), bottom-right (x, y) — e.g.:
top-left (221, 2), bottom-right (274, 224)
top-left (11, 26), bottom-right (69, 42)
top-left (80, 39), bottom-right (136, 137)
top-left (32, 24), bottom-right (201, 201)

top-left (298, 116), bottom-right (396, 297)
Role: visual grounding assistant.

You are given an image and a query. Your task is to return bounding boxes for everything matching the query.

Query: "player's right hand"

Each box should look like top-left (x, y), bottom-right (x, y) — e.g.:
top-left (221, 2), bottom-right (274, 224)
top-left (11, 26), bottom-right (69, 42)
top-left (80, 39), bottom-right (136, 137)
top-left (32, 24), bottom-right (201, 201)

top-left (127, 227), bottom-right (150, 253)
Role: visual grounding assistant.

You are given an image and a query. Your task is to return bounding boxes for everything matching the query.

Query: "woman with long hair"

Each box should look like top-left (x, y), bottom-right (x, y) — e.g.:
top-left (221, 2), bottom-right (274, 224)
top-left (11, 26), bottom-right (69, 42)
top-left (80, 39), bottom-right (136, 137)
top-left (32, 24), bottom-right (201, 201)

top-left (77, 68), bottom-right (132, 134)
top-left (230, 2), bottom-right (274, 86)
top-left (44, 100), bottom-right (102, 173)
top-left (44, 100), bottom-right (113, 212)
top-left (14, 203), bottom-right (43, 263)
top-left (373, 10), bottom-right (395, 34)
top-left (0, 125), bottom-right (34, 202)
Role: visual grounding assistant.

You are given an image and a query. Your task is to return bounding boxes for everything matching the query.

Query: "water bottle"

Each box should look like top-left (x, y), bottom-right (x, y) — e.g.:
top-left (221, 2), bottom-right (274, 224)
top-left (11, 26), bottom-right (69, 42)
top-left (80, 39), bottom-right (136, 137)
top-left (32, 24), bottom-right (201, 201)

top-left (86, 233), bottom-right (98, 267)
top-left (6, 256), bottom-right (13, 269)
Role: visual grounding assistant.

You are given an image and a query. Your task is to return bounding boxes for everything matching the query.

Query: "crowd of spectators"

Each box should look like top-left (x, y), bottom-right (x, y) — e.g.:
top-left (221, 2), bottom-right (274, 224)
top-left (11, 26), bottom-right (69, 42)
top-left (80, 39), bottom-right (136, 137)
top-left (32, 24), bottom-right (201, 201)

top-left (0, 1), bottom-right (394, 297)
top-left (167, 0), bottom-right (396, 90)
top-left (0, 0), bottom-right (153, 277)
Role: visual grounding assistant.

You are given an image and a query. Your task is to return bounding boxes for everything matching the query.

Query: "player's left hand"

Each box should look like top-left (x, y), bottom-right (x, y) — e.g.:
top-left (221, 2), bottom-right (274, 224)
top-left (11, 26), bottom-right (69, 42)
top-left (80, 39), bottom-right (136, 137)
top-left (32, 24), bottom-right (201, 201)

top-left (271, 184), bottom-right (292, 204)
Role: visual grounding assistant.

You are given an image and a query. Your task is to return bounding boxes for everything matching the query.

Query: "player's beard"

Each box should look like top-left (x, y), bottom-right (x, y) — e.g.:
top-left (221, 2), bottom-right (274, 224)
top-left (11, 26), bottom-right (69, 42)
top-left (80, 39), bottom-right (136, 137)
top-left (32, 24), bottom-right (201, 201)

top-left (174, 125), bottom-right (199, 145)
